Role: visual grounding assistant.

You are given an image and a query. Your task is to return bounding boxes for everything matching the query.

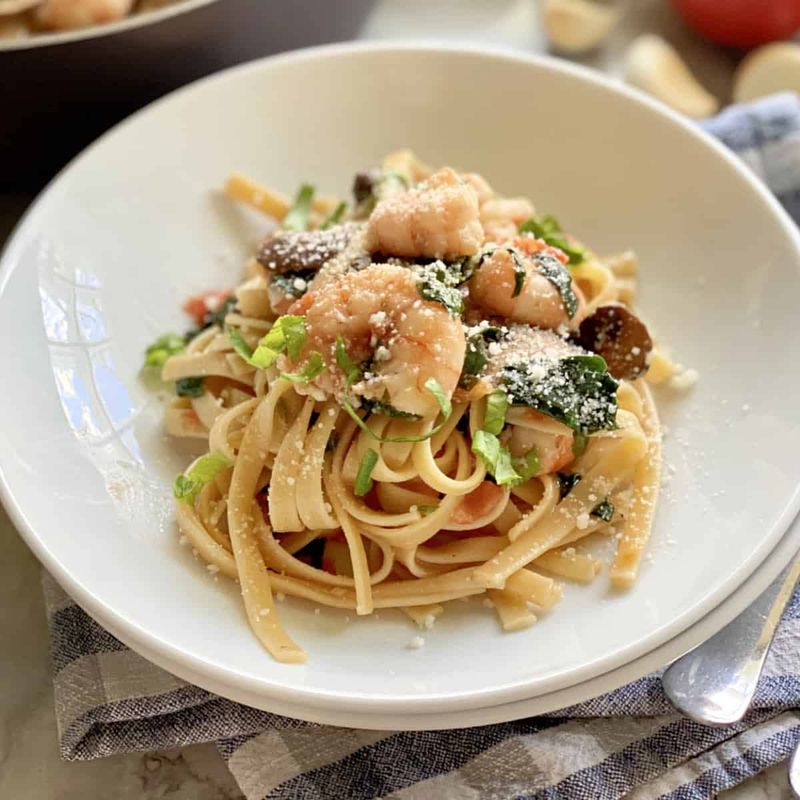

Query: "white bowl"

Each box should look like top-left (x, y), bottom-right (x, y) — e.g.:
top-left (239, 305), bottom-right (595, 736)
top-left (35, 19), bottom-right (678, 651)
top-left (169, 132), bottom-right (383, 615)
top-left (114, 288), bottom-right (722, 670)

top-left (2, 43), bottom-right (800, 723)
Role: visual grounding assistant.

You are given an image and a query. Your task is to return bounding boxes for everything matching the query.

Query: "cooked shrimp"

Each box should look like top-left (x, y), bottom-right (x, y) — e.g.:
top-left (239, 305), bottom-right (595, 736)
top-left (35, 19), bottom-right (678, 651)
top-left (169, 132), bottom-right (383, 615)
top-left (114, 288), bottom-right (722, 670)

top-left (35, 0), bottom-right (133, 29)
top-left (469, 242), bottom-right (585, 330)
top-left (480, 197), bottom-right (536, 244)
top-left (462, 173), bottom-right (494, 204)
top-left (365, 167), bottom-right (483, 260)
top-left (286, 263), bottom-right (466, 417)
top-left (504, 410), bottom-right (575, 475)
top-left (461, 172), bottom-right (535, 244)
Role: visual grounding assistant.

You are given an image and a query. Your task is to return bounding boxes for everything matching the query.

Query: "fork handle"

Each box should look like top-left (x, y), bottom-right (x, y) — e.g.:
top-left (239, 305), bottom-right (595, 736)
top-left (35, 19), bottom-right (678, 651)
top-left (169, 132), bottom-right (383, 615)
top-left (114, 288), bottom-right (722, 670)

top-left (662, 557), bottom-right (800, 727)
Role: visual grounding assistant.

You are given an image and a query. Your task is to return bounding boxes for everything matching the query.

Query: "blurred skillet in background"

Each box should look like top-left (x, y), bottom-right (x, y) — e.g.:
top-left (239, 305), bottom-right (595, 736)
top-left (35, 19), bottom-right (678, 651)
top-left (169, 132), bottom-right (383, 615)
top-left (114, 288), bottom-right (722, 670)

top-left (0, 0), bottom-right (374, 188)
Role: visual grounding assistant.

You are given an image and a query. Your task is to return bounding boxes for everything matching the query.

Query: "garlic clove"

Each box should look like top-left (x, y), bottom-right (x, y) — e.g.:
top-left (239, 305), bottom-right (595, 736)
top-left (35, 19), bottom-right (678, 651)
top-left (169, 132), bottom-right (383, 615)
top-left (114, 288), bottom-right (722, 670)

top-left (733, 42), bottom-right (800, 103)
top-left (542, 0), bottom-right (619, 55)
top-left (624, 34), bottom-right (719, 119)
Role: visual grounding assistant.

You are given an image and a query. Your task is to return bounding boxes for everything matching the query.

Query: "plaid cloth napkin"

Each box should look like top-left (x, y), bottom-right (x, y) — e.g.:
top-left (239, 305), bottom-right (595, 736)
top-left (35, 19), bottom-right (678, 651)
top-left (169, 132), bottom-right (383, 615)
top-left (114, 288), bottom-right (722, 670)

top-left (43, 92), bottom-right (800, 800)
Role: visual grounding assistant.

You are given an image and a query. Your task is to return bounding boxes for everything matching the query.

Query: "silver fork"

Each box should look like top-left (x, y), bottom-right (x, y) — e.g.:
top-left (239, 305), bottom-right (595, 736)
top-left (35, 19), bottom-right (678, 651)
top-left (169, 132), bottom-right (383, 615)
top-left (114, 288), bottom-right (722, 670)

top-left (662, 557), bottom-right (800, 796)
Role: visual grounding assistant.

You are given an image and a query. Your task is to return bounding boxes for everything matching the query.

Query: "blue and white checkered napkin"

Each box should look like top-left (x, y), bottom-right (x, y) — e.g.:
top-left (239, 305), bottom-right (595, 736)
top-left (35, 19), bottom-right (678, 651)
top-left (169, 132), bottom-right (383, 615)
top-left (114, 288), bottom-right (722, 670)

top-left (43, 93), bottom-right (800, 800)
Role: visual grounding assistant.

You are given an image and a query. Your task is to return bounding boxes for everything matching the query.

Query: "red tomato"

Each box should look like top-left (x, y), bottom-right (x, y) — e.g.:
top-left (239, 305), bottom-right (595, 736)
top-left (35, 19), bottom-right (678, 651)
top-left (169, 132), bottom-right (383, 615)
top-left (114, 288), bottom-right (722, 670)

top-left (671, 0), bottom-right (800, 48)
top-left (183, 290), bottom-right (231, 327)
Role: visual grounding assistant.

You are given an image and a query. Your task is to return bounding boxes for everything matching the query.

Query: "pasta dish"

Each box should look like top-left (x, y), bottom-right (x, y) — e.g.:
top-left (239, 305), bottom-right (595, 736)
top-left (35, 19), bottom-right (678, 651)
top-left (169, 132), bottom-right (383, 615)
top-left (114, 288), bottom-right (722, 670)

top-left (146, 150), bottom-right (682, 664)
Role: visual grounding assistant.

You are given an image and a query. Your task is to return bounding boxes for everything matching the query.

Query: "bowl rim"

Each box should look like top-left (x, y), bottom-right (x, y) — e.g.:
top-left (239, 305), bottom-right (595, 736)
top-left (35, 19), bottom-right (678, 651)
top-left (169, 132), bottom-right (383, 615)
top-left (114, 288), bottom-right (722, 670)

top-left (3, 41), bottom-right (800, 714)
top-left (0, 0), bottom-right (219, 51)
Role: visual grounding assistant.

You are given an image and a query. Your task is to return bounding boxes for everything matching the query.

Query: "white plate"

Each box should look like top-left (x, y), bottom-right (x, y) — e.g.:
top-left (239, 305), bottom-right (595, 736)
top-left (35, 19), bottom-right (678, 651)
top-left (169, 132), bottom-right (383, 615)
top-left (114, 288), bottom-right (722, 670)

top-left (2, 44), bottom-right (800, 718)
top-left (100, 497), bottom-right (800, 729)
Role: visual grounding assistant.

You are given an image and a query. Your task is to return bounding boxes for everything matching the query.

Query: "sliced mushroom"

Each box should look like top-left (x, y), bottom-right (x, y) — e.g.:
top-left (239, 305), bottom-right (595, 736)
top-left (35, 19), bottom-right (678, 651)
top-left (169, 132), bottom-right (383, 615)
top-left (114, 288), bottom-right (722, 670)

top-left (577, 304), bottom-right (653, 380)
top-left (733, 43), bottom-right (800, 104)
top-left (542, 0), bottom-right (619, 55)
top-left (624, 35), bottom-right (719, 119)
top-left (256, 223), bottom-right (356, 275)
top-left (352, 170), bottom-right (379, 206)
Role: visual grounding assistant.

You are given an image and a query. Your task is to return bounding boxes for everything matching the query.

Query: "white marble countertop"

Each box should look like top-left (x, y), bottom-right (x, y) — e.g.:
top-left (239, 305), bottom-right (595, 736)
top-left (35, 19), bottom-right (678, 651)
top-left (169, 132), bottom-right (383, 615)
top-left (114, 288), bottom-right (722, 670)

top-left (0, 2), bottom-right (796, 797)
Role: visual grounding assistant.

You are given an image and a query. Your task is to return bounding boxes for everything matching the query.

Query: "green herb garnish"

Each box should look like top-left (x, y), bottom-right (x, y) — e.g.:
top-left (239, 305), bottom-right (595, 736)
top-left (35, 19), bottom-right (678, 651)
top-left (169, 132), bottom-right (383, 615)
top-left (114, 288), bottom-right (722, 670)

top-left (557, 472), bottom-right (582, 499)
top-left (471, 430), bottom-right (539, 487)
top-left (175, 376), bottom-right (205, 397)
top-left (354, 448), bottom-right (379, 497)
top-left (469, 246), bottom-right (527, 298)
top-left (206, 295), bottom-right (237, 329)
top-left (282, 184), bottom-right (315, 232)
top-left (572, 432), bottom-right (589, 457)
top-left (281, 351), bottom-right (325, 383)
top-left (227, 326), bottom-right (254, 362)
top-left (532, 251), bottom-right (579, 319)
top-left (502, 354), bottom-right (618, 435)
top-left (249, 315), bottom-right (307, 368)
top-left (460, 325), bottom-right (503, 385)
top-left (342, 377), bottom-right (452, 444)
top-left (591, 498), bottom-right (615, 522)
top-left (519, 215), bottom-right (586, 265)
top-left (365, 400), bottom-right (422, 421)
top-left (144, 333), bottom-right (186, 368)
top-left (320, 202), bottom-right (347, 230)
top-left (483, 389), bottom-right (508, 436)
top-left (173, 452), bottom-right (232, 504)
top-left (271, 270), bottom-right (315, 299)
top-left (335, 335), bottom-right (363, 385)
top-left (416, 260), bottom-right (466, 316)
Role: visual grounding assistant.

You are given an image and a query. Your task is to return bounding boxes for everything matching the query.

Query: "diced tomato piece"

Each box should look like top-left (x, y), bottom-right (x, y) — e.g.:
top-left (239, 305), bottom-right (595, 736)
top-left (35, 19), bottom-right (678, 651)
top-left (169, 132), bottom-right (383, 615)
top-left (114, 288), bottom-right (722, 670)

top-left (450, 481), bottom-right (506, 526)
top-left (183, 290), bottom-right (232, 327)
top-left (513, 236), bottom-right (570, 265)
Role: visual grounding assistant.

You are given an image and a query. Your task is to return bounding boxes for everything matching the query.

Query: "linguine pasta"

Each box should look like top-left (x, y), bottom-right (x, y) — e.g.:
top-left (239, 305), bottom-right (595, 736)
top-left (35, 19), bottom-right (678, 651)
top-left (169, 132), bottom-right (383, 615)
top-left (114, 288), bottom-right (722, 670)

top-left (147, 151), bottom-right (679, 664)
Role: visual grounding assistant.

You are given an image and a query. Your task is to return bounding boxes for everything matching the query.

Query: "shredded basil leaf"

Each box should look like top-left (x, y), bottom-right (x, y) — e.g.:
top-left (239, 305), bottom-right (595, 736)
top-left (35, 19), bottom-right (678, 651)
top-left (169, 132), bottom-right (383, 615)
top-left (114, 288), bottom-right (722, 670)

top-left (271, 270), bottom-right (315, 299)
top-left (572, 432), bottom-right (589, 457)
top-left (591, 498), bottom-right (615, 522)
top-left (335, 336), bottom-right (363, 385)
top-left (502, 354), bottom-right (618, 435)
top-left (472, 429), bottom-right (501, 472)
top-left (144, 333), bottom-right (186, 368)
top-left (469, 246), bottom-right (527, 298)
top-left (512, 448), bottom-right (540, 483)
top-left (227, 326), bottom-right (254, 362)
top-left (483, 389), bottom-right (508, 436)
top-left (207, 295), bottom-right (237, 329)
top-left (342, 378), bottom-right (451, 444)
top-left (557, 472), bottom-right (582, 499)
top-left (365, 400), bottom-right (422, 421)
top-left (281, 351), bottom-right (325, 383)
top-left (320, 202), bottom-right (347, 230)
top-left (282, 184), bottom-right (315, 232)
top-left (354, 448), bottom-right (379, 497)
top-left (175, 376), bottom-right (205, 397)
top-left (250, 315), bottom-right (307, 368)
top-left (417, 504), bottom-right (438, 516)
top-left (532, 251), bottom-right (579, 318)
top-left (471, 429), bottom-right (539, 486)
top-left (518, 215), bottom-right (586, 265)
top-left (173, 452), bottom-right (232, 504)
top-left (511, 257), bottom-right (527, 297)
top-left (460, 325), bottom-right (503, 385)
top-left (424, 377), bottom-right (451, 420)
top-left (415, 260), bottom-right (466, 316)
